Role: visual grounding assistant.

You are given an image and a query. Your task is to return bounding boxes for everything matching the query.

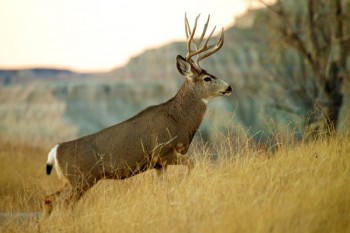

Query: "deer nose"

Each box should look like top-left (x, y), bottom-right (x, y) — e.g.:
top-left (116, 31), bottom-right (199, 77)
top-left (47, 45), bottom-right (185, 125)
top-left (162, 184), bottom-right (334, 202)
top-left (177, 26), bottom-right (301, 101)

top-left (226, 85), bottom-right (232, 93)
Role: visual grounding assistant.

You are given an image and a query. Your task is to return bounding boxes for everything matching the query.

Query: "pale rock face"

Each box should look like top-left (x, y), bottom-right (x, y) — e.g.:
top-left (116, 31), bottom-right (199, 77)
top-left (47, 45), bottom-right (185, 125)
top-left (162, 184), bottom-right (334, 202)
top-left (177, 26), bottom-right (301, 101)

top-left (1, 2), bottom-right (350, 142)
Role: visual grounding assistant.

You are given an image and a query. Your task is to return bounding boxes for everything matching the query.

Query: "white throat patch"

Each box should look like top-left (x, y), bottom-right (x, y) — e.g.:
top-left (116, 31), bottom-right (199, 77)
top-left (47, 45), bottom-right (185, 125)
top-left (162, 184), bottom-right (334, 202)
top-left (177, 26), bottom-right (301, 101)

top-left (202, 99), bottom-right (209, 105)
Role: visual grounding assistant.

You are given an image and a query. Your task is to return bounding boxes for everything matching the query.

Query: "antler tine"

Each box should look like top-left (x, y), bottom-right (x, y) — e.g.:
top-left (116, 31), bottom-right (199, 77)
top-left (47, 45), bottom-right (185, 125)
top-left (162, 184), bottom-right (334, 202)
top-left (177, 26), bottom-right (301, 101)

top-left (185, 13), bottom-right (200, 62)
top-left (184, 14), bottom-right (224, 67)
top-left (184, 12), bottom-right (191, 39)
top-left (195, 15), bottom-right (210, 49)
top-left (197, 28), bottom-right (224, 63)
top-left (191, 25), bottom-right (217, 64)
top-left (200, 25), bottom-right (216, 50)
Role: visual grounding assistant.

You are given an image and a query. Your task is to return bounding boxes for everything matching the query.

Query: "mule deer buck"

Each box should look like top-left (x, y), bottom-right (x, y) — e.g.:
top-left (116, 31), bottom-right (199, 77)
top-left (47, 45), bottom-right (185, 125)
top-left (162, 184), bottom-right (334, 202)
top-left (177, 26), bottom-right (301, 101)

top-left (43, 14), bottom-right (232, 217)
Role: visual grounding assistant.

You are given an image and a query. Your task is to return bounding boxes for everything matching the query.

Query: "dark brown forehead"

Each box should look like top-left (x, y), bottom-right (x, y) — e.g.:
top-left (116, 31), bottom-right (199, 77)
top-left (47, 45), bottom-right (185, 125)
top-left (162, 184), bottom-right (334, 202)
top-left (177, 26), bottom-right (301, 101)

top-left (200, 70), bottom-right (218, 80)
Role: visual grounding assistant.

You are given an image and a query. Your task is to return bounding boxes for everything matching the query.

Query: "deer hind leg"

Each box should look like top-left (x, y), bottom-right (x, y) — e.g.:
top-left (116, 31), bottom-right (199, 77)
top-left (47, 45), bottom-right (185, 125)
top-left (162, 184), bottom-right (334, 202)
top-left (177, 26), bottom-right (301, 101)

top-left (43, 177), bottom-right (94, 218)
top-left (58, 175), bottom-right (96, 212)
top-left (43, 182), bottom-right (70, 218)
top-left (62, 188), bottom-right (85, 211)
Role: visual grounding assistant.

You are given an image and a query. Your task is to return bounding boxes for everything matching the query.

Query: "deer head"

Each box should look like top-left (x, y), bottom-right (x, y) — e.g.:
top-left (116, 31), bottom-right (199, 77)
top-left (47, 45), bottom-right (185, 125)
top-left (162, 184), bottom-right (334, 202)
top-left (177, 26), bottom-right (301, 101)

top-left (176, 14), bottom-right (232, 101)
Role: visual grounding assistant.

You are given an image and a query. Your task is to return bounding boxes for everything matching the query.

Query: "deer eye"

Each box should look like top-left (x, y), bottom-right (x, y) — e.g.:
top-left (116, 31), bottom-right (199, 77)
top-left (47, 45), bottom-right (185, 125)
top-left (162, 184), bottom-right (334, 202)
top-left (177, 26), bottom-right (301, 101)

top-left (203, 77), bottom-right (212, 82)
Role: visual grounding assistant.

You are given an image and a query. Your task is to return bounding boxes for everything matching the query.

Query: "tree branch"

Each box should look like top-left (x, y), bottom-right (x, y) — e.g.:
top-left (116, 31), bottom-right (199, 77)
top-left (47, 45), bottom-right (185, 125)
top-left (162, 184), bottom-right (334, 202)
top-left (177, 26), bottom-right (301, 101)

top-left (307, 0), bottom-right (320, 59)
top-left (259, 0), bottom-right (315, 67)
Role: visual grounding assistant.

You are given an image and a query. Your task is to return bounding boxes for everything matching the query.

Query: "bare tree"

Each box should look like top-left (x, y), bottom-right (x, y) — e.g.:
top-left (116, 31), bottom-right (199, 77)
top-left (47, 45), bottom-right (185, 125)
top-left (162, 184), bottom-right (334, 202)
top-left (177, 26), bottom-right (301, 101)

top-left (259, 0), bottom-right (350, 139)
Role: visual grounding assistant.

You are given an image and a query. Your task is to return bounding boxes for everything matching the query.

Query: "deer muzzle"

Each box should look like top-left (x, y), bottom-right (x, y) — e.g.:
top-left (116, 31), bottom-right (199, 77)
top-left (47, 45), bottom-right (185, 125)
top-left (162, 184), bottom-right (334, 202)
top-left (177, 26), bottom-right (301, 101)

top-left (220, 85), bottom-right (232, 96)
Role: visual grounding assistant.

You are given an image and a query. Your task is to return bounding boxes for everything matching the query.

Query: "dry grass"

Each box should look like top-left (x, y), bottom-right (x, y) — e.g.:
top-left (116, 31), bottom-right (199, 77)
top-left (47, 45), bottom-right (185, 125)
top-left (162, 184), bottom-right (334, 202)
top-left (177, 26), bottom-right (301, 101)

top-left (0, 135), bottom-right (349, 233)
top-left (0, 140), bottom-right (57, 212)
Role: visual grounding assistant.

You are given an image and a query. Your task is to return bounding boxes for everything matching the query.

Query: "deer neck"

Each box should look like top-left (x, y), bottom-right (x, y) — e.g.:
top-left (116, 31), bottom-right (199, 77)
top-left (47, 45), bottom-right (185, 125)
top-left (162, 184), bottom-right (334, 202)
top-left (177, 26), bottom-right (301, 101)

top-left (169, 81), bottom-right (207, 131)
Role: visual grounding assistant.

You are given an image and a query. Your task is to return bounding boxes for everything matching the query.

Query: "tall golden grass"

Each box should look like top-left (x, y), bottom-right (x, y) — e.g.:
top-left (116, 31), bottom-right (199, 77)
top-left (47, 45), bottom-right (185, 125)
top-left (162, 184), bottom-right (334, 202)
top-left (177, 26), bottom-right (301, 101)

top-left (0, 135), bottom-right (349, 233)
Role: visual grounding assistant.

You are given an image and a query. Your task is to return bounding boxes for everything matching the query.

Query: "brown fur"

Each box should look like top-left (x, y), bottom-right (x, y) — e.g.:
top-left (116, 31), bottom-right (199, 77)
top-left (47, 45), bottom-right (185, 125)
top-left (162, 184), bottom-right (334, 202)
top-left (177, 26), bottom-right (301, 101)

top-left (43, 17), bottom-right (232, 217)
top-left (59, 82), bottom-right (205, 184)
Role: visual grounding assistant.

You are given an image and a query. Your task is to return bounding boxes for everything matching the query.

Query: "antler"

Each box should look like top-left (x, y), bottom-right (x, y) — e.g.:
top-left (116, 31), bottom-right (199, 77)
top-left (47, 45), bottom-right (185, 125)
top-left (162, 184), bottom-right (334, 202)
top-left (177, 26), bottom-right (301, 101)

top-left (185, 13), bottom-right (224, 71)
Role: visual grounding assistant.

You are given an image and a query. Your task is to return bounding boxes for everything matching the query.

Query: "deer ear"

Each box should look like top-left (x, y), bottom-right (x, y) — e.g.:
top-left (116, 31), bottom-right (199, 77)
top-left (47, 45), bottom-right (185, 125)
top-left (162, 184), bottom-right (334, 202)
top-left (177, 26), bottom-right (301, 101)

top-left (176, 55), bottom-right (193, 78)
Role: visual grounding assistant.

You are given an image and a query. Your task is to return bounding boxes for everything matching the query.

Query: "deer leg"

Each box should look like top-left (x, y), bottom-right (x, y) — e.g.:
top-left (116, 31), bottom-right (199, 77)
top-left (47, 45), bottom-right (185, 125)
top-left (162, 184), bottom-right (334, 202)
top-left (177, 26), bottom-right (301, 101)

top-left (175, 153), bottom-right (194, 175)
top-left (176, 154), bottom-right (194, 169)
top-left (61, 177), bottom-right (95, 211)
top-left (161, 151), bottom-right (194, 175)
top-left (62, 188), bottom-right (85, 210)
top-left (155, 165), bottom-right (168, 182)
top-left (43, 182), bottom-right (70, 218)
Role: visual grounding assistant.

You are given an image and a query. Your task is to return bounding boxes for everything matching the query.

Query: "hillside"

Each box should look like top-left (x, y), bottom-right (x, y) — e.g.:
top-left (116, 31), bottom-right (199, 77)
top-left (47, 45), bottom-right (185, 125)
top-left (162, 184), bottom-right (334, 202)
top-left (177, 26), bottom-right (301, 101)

top-left (0, 14), bottom-right (267, 143)
top-left (0, 3), bottom-right (349, 144)
top-left (0, 68), bottom-right (91, 85)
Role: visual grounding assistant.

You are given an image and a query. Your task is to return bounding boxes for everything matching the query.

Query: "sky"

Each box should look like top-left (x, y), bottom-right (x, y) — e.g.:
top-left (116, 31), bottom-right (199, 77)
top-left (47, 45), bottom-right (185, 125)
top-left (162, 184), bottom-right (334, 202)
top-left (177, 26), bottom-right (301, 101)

top-left (0, 0), bottom-right (263, 72)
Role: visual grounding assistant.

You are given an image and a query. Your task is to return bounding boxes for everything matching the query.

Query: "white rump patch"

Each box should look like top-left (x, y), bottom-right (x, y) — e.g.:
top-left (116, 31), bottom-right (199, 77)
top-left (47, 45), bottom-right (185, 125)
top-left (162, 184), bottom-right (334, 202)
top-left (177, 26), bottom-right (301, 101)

top-left (47, 144), bottom-right (58, 166)
top-left (47, 144), bottom-right (64, 178)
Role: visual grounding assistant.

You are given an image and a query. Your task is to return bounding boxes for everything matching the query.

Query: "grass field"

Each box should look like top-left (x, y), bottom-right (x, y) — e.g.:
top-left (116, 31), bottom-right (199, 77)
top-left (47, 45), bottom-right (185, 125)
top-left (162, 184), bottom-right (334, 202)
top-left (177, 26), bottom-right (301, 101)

top-left (0, 135), bottom-right (349, 233)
